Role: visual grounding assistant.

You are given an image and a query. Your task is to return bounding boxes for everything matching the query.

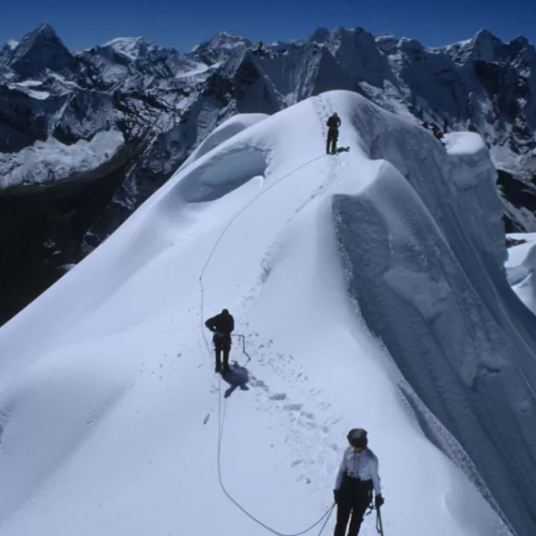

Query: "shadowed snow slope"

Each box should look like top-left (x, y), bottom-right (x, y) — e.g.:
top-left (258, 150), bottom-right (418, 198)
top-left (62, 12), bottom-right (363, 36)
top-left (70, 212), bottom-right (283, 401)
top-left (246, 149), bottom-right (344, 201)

top-left (182, 113), bottom-right (269, 168)
top-left (0, 90), bottom-right (533, 536)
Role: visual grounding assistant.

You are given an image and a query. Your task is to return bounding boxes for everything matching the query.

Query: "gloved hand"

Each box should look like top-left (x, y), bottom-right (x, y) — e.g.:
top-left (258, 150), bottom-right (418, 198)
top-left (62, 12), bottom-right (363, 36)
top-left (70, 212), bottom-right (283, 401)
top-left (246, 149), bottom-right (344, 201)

top-left (333, 489), bottom-right (340, 504)
top-left (375, 494), bottom-right (384, 508)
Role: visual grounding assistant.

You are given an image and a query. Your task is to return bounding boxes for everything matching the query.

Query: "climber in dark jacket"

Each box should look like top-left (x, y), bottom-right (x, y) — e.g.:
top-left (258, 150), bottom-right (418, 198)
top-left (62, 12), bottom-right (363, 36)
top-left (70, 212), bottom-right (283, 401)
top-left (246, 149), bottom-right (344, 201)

top-left (432, 124), bottom-right (444, 140)
top-left (205, 309), bottom-right (235, 373)
top-left (326, 113), bottom-right (341, 154)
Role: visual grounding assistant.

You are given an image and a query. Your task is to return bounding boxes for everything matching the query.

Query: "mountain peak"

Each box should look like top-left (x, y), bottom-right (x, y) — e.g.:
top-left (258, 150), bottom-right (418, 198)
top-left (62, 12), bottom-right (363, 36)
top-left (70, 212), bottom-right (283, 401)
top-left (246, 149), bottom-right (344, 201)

top-left (0, 39), bottom-right (18, 62)
top-left (103, 36), bottom-right (155, 61)
top-left (190, 32), bottom-right (250, 65)
top-left (10, 21), bottom-right (74, 77)
top-left (507, 35), bottom-right (535, 59)
top-left (33, 21), bottom-right (58, 39)
top-left (309, 27), bottom-right (330, 43)
top-left (332, 26), bottom-right (367, 36)
top-left (510, 35), bottom-right (529, 47)
top-left (473, 28), bottom-right (498, 42)
top-left (105, 36), bottom-right (148, 46)
top-left (207, 31), bottom-right (250, 50)
top-left (443, 28), bottom-right (508, 63)
top-left (469, 29), bottom-right (510, 62)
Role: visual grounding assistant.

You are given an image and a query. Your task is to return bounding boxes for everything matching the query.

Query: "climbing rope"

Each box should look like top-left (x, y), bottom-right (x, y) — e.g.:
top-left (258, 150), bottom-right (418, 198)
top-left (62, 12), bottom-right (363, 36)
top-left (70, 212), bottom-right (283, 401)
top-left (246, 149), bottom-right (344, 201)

top-left (197, 141), bottom-right (336, 534)
top-left (217, 374), bottom-right (335, 536)
top-left (199, 151), bottom-right (327, 360)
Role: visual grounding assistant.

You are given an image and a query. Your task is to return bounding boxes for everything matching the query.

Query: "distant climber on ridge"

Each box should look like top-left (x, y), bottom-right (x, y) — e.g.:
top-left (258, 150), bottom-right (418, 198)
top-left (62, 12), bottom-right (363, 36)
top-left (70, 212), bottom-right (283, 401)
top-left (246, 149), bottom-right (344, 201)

top-left (333, 428), bottom-right (384, 536)
top-left (432, 124), bottom-right (444, 141)
top-left (205, 308), bottom-right (235, 373)
top-left (326, 113), bottom-right (341, 155)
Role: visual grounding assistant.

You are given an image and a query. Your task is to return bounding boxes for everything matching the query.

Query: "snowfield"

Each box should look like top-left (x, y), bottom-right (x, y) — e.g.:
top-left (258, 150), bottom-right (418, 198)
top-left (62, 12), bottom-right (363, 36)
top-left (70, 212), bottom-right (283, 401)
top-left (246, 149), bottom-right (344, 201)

top-left (0, 130), bottom-right (124, 189)
top-left (0, 90), bottom-right (534, 536)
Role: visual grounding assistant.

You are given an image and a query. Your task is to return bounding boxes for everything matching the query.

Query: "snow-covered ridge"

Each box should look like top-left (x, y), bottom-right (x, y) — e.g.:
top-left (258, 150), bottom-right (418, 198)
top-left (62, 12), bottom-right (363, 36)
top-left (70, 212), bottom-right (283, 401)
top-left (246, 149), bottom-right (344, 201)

top-left (7, 79), bottom-right (50, 100)
top-left (0, 130), bottom-right (124, 189)
top-left (208, 31), bottom-right (248, 49)
top-left (0, 90), bottom-right (534, 536)
top-left (1, 21), bottom-right (536, 329)
top-left (191, 31), bottom-right (250, 53)
top-left (102, 36), bottom-right (156, 61)
top-left (182, 112), bottom-right (268, 168)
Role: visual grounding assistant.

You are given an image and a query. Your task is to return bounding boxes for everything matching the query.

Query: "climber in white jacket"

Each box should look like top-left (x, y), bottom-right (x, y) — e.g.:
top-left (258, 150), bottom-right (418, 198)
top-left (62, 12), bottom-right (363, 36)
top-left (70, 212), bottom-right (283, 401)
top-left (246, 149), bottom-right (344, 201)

top-left (333, 428), bottom-right (384, 536)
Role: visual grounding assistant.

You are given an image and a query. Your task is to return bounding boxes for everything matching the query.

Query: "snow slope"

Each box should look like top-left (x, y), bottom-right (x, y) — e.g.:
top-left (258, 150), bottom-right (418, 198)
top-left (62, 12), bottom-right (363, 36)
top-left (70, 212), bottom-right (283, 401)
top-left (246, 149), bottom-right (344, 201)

top-left (103, 37), bottom-right (155, 61)
top-left (182, 113), bottom-right (269, 168)
top-left (0, 90), bottom-right (533, 536)
top-left (0, 130), bottom-right (124, 189)
top-left (506, 233), bottom-right (536, 314)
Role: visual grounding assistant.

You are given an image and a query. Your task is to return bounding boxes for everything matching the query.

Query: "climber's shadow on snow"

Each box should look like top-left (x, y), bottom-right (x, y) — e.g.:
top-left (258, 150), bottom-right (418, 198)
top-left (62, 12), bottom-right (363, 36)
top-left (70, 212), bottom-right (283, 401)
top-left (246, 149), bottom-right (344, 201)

top-left (337, 147), bottom-right (350, 153)
top-left (221, 362), bottom-right (250, 398)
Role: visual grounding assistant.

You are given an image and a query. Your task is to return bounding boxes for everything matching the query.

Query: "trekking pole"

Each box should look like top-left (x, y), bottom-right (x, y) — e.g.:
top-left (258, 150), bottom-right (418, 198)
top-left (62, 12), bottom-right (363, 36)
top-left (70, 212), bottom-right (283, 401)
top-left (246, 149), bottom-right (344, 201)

top-left (376, 507), bottom-right (385, 535)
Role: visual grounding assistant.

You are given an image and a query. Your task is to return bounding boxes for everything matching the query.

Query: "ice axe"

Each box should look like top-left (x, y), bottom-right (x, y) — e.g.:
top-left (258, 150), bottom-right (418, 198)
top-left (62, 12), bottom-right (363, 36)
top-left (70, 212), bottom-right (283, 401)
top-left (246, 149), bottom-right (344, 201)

top-left (376, 506), bottom-right (385, 535)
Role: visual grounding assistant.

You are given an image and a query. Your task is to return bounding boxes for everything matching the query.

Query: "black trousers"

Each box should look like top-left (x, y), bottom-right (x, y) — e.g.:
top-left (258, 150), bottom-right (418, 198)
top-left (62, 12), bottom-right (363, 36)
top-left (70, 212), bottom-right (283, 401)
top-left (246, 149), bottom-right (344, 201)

top-left (327, 128), bottom-right (338, 154)
top-left (334, 477), bottom-right (372, 536)
top-left (214, 335), bottom-right (231, 368)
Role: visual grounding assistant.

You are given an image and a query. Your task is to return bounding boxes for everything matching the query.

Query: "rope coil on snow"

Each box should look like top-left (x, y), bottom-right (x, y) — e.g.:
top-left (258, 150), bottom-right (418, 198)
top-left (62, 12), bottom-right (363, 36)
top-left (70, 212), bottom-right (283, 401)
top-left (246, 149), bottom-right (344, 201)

top-left (197, 108), bottom-right (335, 534)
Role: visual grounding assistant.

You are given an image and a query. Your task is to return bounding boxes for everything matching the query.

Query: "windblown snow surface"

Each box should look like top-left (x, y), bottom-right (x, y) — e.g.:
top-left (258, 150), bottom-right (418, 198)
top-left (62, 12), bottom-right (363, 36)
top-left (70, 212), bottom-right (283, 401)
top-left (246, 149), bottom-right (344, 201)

top-left (0, 91), bottom-right (535, 536)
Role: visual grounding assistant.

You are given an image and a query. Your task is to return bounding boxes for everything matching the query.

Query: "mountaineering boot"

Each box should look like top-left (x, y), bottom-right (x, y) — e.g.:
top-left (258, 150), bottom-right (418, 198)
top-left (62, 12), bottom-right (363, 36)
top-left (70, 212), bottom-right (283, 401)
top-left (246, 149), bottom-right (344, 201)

top-left (222, 363), bottom-right (231, 374)
top-left (215, 362), bottom-right (222, 373)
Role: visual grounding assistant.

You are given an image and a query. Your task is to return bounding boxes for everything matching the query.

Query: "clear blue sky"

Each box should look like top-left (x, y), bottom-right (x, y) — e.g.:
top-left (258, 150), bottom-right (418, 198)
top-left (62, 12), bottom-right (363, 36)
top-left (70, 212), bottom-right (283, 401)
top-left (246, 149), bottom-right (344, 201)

top-left (1, 0), bottom-right (534, 53)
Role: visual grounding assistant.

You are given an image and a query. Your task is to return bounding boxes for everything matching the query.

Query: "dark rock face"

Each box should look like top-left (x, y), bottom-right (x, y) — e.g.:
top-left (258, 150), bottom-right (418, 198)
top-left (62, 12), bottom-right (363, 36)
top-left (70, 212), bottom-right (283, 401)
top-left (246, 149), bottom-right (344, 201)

top-left (0, 132), bottom-right (152, 325)
top-left (9, 23), bottom-right (76, 79)
top-left (1, 23), bottom-right (536, 325)
top-left (0, 165), bottom-right (125, 325)
top-left (52, 91), bottom-right (116, 144)
top-left (497, 170), bottom-right (536, 232)
top-left (0, 86), bottom-right (65, 153)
